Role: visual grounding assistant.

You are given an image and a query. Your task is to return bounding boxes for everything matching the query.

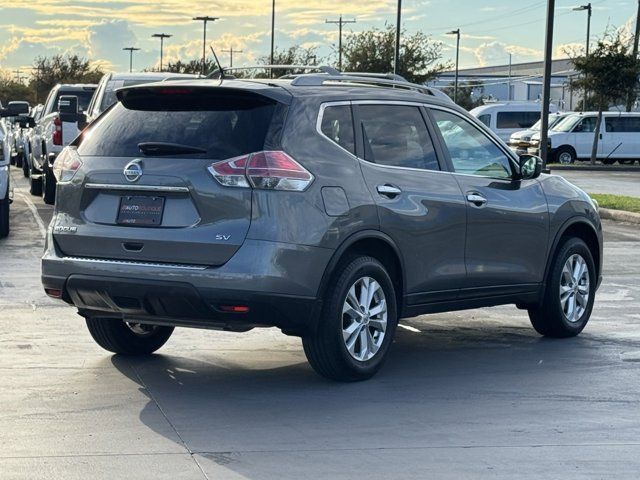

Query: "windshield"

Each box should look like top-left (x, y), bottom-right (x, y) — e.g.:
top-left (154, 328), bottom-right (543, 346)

top-left (552, 115), bottom-right (583, 132)
top-left (54, 90), bottom-right (95, 113)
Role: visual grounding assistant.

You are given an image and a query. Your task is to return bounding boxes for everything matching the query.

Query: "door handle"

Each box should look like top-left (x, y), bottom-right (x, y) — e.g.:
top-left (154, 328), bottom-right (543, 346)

top-left (466, 192), bottom-right (488, 207)
top-left (377, 184), bottom-right (402, 198)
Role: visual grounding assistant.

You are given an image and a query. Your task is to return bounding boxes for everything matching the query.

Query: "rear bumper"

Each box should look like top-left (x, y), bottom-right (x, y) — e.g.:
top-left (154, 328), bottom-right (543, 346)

top-left (42, 231), bottom-right (332, 336)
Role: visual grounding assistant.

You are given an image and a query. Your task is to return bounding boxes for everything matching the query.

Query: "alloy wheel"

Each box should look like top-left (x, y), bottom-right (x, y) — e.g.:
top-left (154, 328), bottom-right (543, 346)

top-left (559, 254), bottom-right (590, 323)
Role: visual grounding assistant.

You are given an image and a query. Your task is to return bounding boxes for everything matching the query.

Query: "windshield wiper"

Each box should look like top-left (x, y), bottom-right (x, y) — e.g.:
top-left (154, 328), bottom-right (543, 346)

top-left (138, 142), bottom-right (207, 156)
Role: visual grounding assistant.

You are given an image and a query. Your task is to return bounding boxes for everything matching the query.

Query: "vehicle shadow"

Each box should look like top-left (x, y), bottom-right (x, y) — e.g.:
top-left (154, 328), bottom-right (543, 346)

top-left (105, 318), bottom-right (617, 478)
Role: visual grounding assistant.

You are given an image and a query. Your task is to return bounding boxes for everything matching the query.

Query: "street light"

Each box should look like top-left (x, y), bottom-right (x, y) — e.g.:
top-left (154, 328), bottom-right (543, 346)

top-left (394, 0), bottom-right (402, 75)
top-left (151, 33), bottom-right (172, 72)
top-left (326, 15), bottom-right (356, 72)
top-left (122, 47), bottom-right (140, 73)
top-left (193, 16), bottom-right (219, 75)
top-left (446, 29), bottom-right (460, 103)
top-left (573, 3), bottom-right (592, 111)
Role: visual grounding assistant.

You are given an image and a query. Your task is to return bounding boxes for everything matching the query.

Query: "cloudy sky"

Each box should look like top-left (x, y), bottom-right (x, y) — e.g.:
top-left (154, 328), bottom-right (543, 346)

top-left (0, 0), bottom-right (635, 77)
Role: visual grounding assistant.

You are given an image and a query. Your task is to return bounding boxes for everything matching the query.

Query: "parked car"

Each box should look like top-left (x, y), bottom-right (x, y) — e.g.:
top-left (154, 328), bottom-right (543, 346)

top-left (85, 72), bottom-right (197, 123)
top-left (42, 73), bottom-right (602, 381)
top-left (471, 102), bottom-right (558, 143)
top-left (530, 112), bottom-right (640, 164)
top-left (28, 84), bottom-right (97, 203)
top-left (22, 104), bottom-right (44, 178)
top-left (507, 112), bottom-right (571, 156)
top-left (0, 101), bottom-right (30, 237)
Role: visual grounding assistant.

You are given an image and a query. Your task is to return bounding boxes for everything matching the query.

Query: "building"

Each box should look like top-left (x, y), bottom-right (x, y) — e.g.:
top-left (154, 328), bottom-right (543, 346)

top-left (428, 58), bottom-right (583, 111)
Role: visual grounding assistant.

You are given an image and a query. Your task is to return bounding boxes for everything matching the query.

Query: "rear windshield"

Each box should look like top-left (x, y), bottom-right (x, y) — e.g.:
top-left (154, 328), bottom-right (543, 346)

top-left (77, 89), bottom-right (278, 159)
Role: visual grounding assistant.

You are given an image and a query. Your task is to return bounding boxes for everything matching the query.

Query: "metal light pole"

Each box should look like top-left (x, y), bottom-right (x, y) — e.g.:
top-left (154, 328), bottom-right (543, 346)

top-left (447, 29), bottom-right (460, 103)
top-left (394, 0), bottom-right (402, 75)
top-left (270, 0), bottom-right (276, 78)
top-left (222, 47), bottom-right (243, 68)
top-left (573, 3), bottom-right (592, 110)
top-left (326, 15), bottom-right (356, 72)
top-left (193, 16), bottom-right (219, 75)
top-left (540, 0), bottom-right (556, 170)
top-left (508, 53), bottom-right (512, 100)
top-left (151, 33), bottom-right (172, 72)
top-left (123, 47), bottom-right (140, 73)
top-left (626, 0), bottom-right (640, 111)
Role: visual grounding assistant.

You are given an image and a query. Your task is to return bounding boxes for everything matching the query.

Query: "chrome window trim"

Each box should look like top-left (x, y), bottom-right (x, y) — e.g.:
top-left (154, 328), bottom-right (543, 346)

top-left (84, 183), bottom-right (190, 193)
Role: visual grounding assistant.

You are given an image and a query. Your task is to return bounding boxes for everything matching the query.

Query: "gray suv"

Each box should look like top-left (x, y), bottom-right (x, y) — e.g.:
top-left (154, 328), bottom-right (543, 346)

top-left (41, 71), bottom-right (603, 381)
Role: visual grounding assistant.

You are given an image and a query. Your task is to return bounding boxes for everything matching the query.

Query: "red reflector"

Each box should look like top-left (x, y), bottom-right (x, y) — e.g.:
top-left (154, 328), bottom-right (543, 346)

top-left (219, 305), bottom-right (250, 313)
top-left (45, 288), bottom-right (62, 298)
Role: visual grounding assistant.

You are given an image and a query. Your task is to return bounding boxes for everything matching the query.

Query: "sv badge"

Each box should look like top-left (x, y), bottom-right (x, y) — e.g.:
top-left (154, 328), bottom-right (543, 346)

top-left (215, 234), bottom-right (231, 241)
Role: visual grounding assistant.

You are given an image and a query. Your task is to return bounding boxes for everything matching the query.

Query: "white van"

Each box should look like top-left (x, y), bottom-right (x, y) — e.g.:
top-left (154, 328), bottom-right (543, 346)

top-left (470, 102), bottom-right (558, 142)
top-left (507, 112), bottom-right (571, 155)
top-left (530, 112), bottom-right (640, 164)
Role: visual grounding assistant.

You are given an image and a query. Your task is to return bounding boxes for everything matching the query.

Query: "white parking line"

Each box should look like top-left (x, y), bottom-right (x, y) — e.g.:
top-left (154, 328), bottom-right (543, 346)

top-left (19, 193), bottom-right (47, 239)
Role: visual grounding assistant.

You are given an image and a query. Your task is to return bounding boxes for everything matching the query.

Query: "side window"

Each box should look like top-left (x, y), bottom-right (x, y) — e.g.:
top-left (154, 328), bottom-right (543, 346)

top-left (496, 111), bottom-right (539, 129)
top-left (320, 105), bottom-right (355, 154)
top-left (358, 105), bottom-right (440, 171)
top-left (577, 117), bottom-right (597, 133)
top-left (606, 116), bottom-right (640, 132)
top-left (431, 109), bottom-right (513, 179)
top-left (478, 114), bottom-right (491, 127)
top-left (43, 89), bottom-right (56, 115)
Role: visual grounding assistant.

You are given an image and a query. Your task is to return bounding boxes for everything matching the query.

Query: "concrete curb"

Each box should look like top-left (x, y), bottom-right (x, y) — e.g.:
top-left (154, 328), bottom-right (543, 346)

top-left (549, 165), bottom-right (640, 172)
top-left (599, 208), bottom-right (640, 224)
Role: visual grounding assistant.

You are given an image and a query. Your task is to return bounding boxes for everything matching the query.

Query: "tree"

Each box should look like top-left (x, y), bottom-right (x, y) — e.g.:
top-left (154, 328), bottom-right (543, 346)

top-left (341, 25), bottom-right (450, 84)
top-left (257, 46), bottom-right (323, 78)
top-left (30, 55), bottom-right (104, 104)
top-left (0, 72), bottom-right (35, 106)
top-left (164, 59), bottom-right (217, 75)
top-left (442, 80), bottom-right (484, 110)
top-left (571, 33), bottom-right (640, 164)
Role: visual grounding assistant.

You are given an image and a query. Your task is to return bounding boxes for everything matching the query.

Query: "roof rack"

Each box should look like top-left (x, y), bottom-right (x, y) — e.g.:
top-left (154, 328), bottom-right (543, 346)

top-left (207, 65), bottom-right (340, 79)
top-left (290, 73), bottom-right (442, 97)
top-left (341, 72), bottom-right (408, 82)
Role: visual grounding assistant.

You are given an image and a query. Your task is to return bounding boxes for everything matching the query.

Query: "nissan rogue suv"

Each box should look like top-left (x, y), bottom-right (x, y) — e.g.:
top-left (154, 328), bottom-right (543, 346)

top-left (41, 72), bottom-right (603, 381)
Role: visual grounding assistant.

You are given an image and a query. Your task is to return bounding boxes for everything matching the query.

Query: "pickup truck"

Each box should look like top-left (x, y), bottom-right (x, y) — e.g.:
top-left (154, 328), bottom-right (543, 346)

top-left (28, 84), bottom-right (96, 204)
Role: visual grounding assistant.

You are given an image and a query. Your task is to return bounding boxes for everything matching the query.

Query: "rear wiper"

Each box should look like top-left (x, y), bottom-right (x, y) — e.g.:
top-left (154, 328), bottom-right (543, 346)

top-left (138, 142), bottom-right (207, 155)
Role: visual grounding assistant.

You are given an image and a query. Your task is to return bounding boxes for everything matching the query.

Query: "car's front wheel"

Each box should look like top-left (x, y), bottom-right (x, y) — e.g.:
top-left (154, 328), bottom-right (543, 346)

top-left (529, 238), bottom-right (596, 338)
top-left (29, 159), bottom-right (42, 196)
top-left (555, 146), bottom-right (576, 164)
top-left (42, 163), bottom-right (56, 205)
top-left (85, 317), bottom-right (174, 355)
top-left (303, 256), bottom-right (398, 382)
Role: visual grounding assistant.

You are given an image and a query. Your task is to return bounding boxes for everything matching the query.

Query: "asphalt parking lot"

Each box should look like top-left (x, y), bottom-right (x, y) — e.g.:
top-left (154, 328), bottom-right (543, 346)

top-left (1, 168), bottom-right (640, 479)
top-left (552, 169), bottom-right (640, 197)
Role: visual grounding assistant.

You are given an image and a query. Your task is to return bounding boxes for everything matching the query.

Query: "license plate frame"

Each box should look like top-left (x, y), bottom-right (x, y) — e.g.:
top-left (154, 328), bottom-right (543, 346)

top-left (116, 195), bottom-right (165, 226)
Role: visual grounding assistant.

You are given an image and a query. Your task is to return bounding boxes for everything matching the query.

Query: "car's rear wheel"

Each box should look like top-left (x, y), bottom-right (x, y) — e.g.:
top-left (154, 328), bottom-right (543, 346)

top-left (0, 187), bottom-right (9, 239)
top-left (42, 163), bottom-right (56, 205)
top-left (303, 255), bottom-right (398, 382)
top-left (15, 153), bottom-right (23, 169)
top-left (602, 158), bottom-right (616, 165)
top-left (555, 146), bottom-right (576, 164)
top-left (85, 317), bottom-right (174, 355)
top-left (29, 159), bottom-right (43, 196)
top-left (529, 238), bottom-right (596, 338)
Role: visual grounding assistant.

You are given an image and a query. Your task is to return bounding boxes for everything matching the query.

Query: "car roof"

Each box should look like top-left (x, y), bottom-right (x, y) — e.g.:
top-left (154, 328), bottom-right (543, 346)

top-left (119, 77), bottom-right (455, 108)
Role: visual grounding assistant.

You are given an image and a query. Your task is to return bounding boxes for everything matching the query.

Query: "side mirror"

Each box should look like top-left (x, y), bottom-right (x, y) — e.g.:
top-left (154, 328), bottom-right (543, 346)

top-left (58, 95), bottom-right (79, 122)
top-left (518, 154), bottom-right (543, 180)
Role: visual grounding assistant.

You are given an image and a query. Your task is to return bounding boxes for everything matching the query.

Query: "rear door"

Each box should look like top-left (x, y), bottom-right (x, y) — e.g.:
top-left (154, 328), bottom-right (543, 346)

top-left (54, 86), bottom-right (287, 267)
top-left (428, 107), bottom-right (549, 290)
top-left (352, 102), bottom-right (467, 303)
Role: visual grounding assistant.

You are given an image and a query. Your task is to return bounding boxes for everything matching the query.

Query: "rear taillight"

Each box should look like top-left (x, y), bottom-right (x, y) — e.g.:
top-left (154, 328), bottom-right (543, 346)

top-left (53, 147), bottom-right (82, 183)
top-left (208, 151), bottom-right (314, 192)
top-left (53, 116), bottom-right (62, 146)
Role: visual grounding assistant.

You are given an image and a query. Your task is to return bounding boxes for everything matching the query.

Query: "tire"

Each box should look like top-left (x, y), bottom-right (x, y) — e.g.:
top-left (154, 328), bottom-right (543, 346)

top-left (85, 317), bottom-right (174, 355)
top-left (302, 255), bottom-right (398, 382)
top-left (0, 190), bottom-right (9, 239)
top-left (602, 158), bottom-right (616, 165)
top-left (15, 153), bottom-right (23, 169)
top-left (42, 163), bottom-right (56, 205)
top-left (22, 154), bottom-right (29, 178)
top-left (29, 159), bottom-right (43, 197)
top-left (528, 238), bottom-right (596, 338)
top-left (555, 146), bottom-right (576, 164)
top-left (619, 159), bottom-right (635, 165)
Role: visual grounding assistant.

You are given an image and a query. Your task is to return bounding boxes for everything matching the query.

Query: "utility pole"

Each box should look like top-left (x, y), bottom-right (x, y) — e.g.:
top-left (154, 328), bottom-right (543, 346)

top-left (626, 0), bottom-right (640, 111)
top-left (270, 0), bottom-right (276, 77)
top-left (193, 16), bottom-right (219, 75)
top-left (447, 29), bottom-right (461, 103)
top-left (326, 15), bottom-right (356, 72)
top-left (122, 47), bottom-right (140, 73)
top-left (151, 33), bottom-right (172, 72)
top-left (222, 47), bottom-right (243, 68)
top-left (508, 53), bottom-right (512, 100)
top-left (573, 3), bottom-right (592, 111)
top-left (540, 0), bottom-right (556, 170)
top-left (394, 0), bottom-right (402, 75)
top-left (13, 69), bottom-right (22, 83)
